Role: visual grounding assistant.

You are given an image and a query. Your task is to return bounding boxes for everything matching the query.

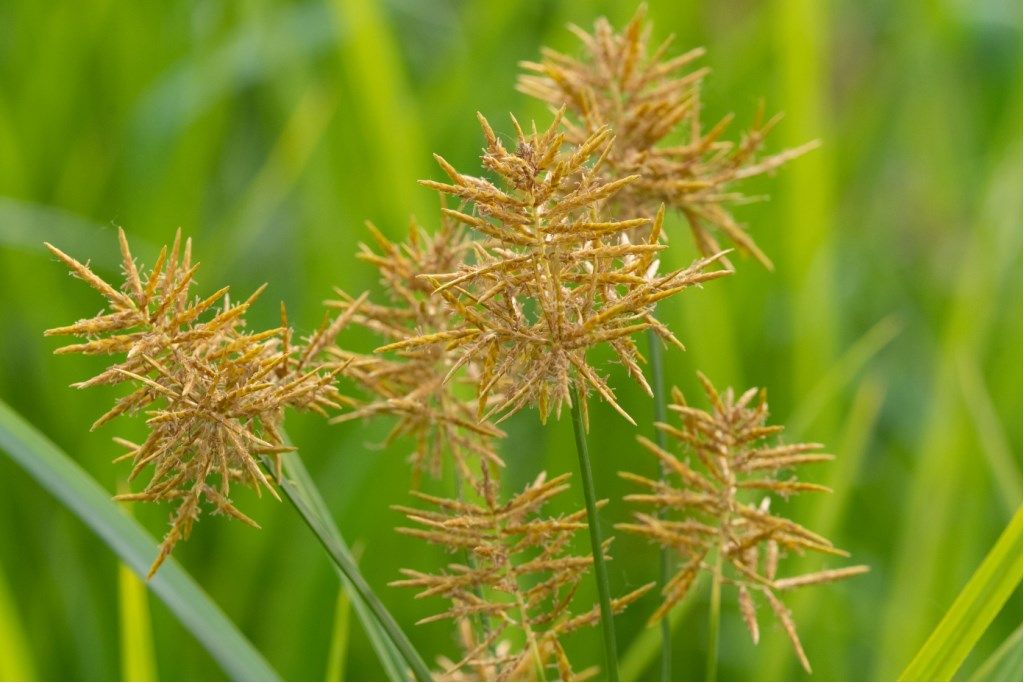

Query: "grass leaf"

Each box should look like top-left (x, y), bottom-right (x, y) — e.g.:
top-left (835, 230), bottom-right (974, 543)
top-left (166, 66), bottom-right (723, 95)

top-left (0, 398), bottom-right (280, 682)
top-left (266, 450), bottom-right (432, 681)
top-left (786, 315), bottom-right (901, 436)
top-left (276, 449), bottom-right (407, 681)
top-left (968, 624), bottom-right (1023, 682)
top-left (326, 586), bottom-right (353, 681)
top-left (0, 559), bottom-right (34, 680)
top-left (118, 562), bottom-right (157, 681)
top-left (898, 507), bottom-right (1023, 681)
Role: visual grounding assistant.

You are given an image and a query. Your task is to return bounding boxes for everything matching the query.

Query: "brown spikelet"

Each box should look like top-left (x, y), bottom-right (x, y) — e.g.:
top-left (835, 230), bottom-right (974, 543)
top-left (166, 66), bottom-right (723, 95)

top-left (616, 372), bottom-right (869, 671)
top-left (46, 229), bottom-right (349, 577)
top-left (517, 5), bottom-right (817, 269)
top-left (393, 465), bottom-right (653, 681)
top-left (325, 214), bottom-right (506, 484)
top-left (396, 112), bottom-right (730, 427)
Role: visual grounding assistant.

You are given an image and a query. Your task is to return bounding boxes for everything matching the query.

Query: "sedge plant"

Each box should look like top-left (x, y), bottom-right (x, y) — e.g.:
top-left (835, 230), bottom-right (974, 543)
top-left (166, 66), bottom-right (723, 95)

top-left (40, 7), bottom-right (872, 683)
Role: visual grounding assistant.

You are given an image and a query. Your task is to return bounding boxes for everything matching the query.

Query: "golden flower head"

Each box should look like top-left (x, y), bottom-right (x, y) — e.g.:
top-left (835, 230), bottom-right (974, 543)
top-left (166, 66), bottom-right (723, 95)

top-left (617, 372), bottom-right (869, 672)
top-left (381, 111), bottom-right (729, 428)
top-left (46, 229), bottom-right (346, 576)
top-left (326, 215), bottom-right (505, 484)
top-left (392, 464), bottom-right (652, 681)
top-left (518, 4), bottom-right (817, 270)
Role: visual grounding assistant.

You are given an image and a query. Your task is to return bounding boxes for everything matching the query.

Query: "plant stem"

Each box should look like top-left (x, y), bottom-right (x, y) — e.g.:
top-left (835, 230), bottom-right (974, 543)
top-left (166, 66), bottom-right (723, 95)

top-left (645, 327), bottom-right (673, 681)
top-left (706, 551), bottom-right (724, 682)
top-left (570, 386), bottom-right (619, 681)
top-left (264, 453), bottom-right (433, 682)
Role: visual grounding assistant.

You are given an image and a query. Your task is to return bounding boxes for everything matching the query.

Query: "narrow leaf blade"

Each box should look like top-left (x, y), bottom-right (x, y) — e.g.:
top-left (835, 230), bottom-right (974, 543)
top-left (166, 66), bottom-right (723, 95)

top-left (0, 398), bottom-right (279, 682)
top-left (268, 449), bottom-right (432, 681)
top-left (119, 562), bottom-right (157, 681)
top-left (898, 508), bottom-right (1023, 681)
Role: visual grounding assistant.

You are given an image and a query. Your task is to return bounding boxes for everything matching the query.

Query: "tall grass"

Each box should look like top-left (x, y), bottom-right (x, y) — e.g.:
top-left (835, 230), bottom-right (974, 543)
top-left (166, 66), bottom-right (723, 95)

top-left (0, 0), bottom-right (1019, 680)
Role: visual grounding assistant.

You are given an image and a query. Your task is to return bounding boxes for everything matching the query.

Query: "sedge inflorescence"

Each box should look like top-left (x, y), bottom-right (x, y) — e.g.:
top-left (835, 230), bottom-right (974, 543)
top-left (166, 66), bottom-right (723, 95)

top-left (46, 230), bottom-right (346, 576)
top-left (392, 465), bottom-right (652, 681)
top-left (43, 6), bottom-right (867, 679)
top-left (617, 373), bottom-right (869, 671)
top-left (518, 5), bottom-right (817, 270)
top-left (325, 215), bottom-right (505, 485)
top-left (382, 111), bottom-right (729, 428)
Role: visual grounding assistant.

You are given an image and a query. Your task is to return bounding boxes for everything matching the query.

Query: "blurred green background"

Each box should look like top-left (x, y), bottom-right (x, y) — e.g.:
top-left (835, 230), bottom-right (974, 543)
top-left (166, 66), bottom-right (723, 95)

top-left (0, 0), bottom-right (1020, 680)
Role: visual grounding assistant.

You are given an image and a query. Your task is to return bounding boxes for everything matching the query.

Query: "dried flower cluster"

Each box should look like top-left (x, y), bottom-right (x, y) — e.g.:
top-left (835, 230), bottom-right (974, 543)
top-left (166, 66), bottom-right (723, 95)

top-left (392, 466), bottom-right (652, 681)
top-left (46, 230), bottom-right (346, 576)
top-left (325, 216), bottom-right (505, 484)
top-left (381, 111), bottom-right (728, 427)
top-left (518, 5), bottom-right (817, 269)
top-left (617, 372), bottom-right (869, 671)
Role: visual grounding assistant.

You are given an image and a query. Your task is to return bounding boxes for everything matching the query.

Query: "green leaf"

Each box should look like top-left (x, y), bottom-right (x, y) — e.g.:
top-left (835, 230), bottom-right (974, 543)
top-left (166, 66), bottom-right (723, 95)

top-left (267, 451), bottom-right (433, 682)
top-left (326, 585), bottom-right (352, 681)
top-left (898, 507), bottom-right (1023, 682)
top-left (968, 624), bottom-right (1022, 682)
top-left (0, 398), bottom-right (280, 682)
top-left (0, 558), bottom-right (34, 680)
top-left (118, 562), bottom-right (157, 681)
top-left (786, 314), bottom-right (902, 436)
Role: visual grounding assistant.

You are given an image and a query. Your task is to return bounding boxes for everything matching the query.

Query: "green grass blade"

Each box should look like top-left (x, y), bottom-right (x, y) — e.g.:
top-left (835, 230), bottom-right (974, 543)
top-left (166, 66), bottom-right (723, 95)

top-left (0, 398), bottom-right (280, 682)
top-left (774, 0), bottom-right (839, 423)
top-left (118, 562), bottom-right (157, 681)
top-left (786, 315), bottom-right (901, 436)
top-left (956, 355), bottom-right (1022, 514)
top-left (878, 147), bottom-right (1021, 674)
top-left (0, 559), bottom-right (34, 680)
top-left (265, 451), bottom-right (432, 681)
top-left (329, 0), bottom-right (429, 228)
top-left (326, 586), bottom-right (353, 681)
top-left (968, 624), bottom-right (1022, 682)
top-left (274, 450), bottom-right (407, 681)
top-left (898, 508), bottom-right (1023, 682)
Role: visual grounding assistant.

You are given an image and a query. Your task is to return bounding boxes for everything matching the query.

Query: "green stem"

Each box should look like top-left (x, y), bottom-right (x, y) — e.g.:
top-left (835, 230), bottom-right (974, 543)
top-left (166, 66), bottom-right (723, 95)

top-left (263, 453), bottom-right (433, 682)
top-left (645, 328), bottom-right (673, 681)
top-left (707, 551), bottom-right (723, 682)
top-left (570, 387), bottom-right (619, 681)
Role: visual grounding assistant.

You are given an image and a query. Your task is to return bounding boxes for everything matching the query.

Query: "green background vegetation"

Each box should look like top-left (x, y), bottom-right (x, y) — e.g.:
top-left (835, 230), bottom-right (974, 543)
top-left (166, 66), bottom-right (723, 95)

top-left (0, 0), bottom-right (1020, 680)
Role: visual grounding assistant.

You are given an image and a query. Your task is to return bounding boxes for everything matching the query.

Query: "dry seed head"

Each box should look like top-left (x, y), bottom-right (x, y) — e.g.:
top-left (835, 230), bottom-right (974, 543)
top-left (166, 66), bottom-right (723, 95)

top-left (518, 4), bottom-right (817, 270)
top-left (389, 112), bottom-right (730, 427)
top-left (46, 229), bottom-right (348, 577)
top-left (616, 372), bottom-right (869, 672)
top-left (393, 465), bottom-right (652, 681)
top-left (325, 215), bottom-right (506, 484)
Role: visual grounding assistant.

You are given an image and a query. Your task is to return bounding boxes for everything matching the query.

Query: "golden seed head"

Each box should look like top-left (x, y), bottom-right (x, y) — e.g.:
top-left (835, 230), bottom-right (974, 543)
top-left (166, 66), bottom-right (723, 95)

top-left (46, 229), bottom-right (347, 577)
top-left (518, 5), bottom-right (817, 270)
top-left (398, 113), bottom-right (730, 427)
top-left (325, 215), bottom-right (506, 484)
top-left (617, 372), bottom-right (869, 672)
top-left (393, 465), bottom-right (652, 681)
